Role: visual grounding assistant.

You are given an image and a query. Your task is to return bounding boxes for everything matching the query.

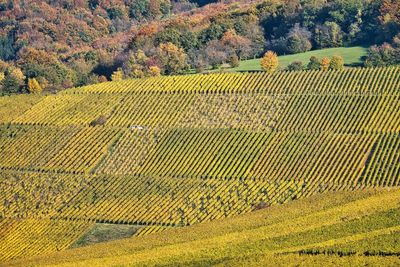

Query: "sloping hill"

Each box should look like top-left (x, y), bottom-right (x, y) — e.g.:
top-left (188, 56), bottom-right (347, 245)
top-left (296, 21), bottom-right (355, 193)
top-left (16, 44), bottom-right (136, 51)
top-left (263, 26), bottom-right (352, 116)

top-left (233, 46), bottom-right (368, 71)
top-left (0, 67), bottom-right (399, 262)
top-left (4, 189), bottom-right (400, 266)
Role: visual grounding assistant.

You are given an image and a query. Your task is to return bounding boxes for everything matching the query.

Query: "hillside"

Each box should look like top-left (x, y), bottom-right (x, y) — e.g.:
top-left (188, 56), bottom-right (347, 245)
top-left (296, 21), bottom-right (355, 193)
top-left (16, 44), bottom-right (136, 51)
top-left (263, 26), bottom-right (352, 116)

top-left (233, 46), bottom-right (369, 71)
top-left (0, 67), bottom-right (399, 263)
top-left (1, 0), bottom-right (399, 94)
top-left (4, 189), bottom-right (400, 266)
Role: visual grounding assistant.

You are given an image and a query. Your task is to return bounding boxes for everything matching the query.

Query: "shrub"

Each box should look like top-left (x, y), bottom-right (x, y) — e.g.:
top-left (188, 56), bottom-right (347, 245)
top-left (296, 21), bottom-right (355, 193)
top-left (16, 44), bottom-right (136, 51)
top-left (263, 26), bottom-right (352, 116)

top-left (329, 55), bottom-right (345, 70)
top-left (286, 61), bottom-right (304, 71)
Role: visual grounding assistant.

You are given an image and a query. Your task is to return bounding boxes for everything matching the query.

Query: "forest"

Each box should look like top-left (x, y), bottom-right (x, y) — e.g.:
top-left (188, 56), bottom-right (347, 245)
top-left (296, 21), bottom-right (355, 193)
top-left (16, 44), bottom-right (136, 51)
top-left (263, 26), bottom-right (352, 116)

top-left (0, 0), bottom-right (399, 94)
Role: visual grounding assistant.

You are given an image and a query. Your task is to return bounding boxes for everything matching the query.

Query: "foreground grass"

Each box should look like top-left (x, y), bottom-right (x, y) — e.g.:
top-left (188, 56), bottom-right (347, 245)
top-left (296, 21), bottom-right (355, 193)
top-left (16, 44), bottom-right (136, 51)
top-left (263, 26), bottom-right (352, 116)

top-left (5, 188), bottom-right (400, 267)
top-left (233, 46), bottom-right (368, 71)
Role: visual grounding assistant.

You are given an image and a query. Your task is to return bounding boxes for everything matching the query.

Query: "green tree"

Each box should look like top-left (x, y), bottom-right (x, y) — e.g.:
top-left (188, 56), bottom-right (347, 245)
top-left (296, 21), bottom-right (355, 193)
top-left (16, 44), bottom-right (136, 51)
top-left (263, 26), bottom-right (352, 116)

top-left (1, 75), bottom-right (21, 94)
top-left (307, 56), bottom-right (321, 70)
top-left (286, 61), bottom-right (304, 71)
top-left (286, 24), bottom-right (312, 54)
top-left (315, 21), bottom-right (343, 48)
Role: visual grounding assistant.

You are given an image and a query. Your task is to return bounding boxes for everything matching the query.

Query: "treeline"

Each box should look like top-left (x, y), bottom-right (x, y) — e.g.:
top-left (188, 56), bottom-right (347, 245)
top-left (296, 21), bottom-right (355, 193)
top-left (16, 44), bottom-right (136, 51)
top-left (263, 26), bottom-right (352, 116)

top-left (0, 0), bottom-right (399, 95)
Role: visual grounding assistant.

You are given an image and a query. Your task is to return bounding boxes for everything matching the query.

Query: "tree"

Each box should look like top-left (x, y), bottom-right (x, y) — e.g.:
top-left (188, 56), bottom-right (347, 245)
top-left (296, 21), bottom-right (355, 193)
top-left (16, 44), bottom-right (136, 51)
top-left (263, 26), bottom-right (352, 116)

top-left (315, 21), bottom-right (343, 48)
top-left (286, 61), bottom-right (304, 71)
top-left (286, 24), bottom-right (312, 54)
top-left (380, 0), bottom-right (400, 25)
top-left (123, 50), bottom-right (149, 78)
top-left (1, 75), bottom-right (21, 94)
top-left (220, 30), bottom-right (252, 60)
top-left (111, 68), bottom-right (124, 81)
top-left (98, 75), bottom-right (108, 83)
top-left (157, 42), bottom-right (188, 75)
top-left (204, 40), bottom-right (229, 69)
top-left (10, 68), bottom-right (25, 83)
top-left (149, 66), bottom-right (161, 77)
top-left (321, 57), bottom-right (330, 71)
top-left (261, 51), bottom-right (279, 73)
top-left (364, 43), bottom-right (396, 67)
top-left (229, 55), bottom-right (240, 68)
top-left (329, 55), bottom-right (345, 70)
top-left (17, 48), bottom-right (74, 89)
top-left (27, 78), bottom-right (43, 94)
top-left (307, 56), bottom-right (321, 70)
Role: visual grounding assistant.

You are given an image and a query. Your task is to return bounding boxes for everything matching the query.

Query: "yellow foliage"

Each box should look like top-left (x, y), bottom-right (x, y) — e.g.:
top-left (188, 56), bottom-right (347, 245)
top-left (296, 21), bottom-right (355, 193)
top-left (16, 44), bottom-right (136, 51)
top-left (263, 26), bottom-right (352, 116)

top-left (330, 55), bottom-right (345, 70)
top-left (10, 68), bottom-right (25, 82)
top-left (261, 51), bottom-right (279, 73)
top-left (27, 78), bottom-right (43, 94)
top-left (111, 68), bottom-right (124, 81)
top-left (149, 66), bottom-right (161, 77)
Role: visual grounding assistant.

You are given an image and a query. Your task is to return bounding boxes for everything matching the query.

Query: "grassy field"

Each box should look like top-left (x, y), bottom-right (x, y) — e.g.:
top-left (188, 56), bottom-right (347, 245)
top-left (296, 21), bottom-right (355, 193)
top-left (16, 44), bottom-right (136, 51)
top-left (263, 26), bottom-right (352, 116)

top-left (233, 46), bottom-right (368, 71)
top-left (5, 189), bottom-right (400, 266)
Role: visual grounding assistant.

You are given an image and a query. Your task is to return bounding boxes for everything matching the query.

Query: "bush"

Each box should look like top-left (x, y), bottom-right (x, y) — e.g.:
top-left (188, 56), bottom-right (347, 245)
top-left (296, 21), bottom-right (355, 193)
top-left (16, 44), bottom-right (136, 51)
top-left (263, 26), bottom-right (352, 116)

top-left (286, 61), bottom-right (304, 71)
top-left (307, 56), bottom-right (321, 70)
top-left (229, 55), bottom-right (240, 68)
top-left (329, 55), bottom-right (345, 70)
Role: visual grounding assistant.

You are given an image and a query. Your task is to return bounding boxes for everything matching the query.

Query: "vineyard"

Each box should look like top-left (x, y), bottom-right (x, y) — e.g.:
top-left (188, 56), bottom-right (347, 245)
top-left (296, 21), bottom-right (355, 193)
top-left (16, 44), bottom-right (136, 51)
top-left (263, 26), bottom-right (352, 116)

top-left (0, 67), bottom-right (399, 262)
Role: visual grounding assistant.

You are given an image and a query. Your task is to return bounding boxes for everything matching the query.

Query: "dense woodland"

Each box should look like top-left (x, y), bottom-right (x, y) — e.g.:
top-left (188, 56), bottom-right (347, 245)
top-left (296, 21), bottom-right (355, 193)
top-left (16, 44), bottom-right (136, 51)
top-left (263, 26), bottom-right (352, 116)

top-left (0, 0), bottom-right (399, 94)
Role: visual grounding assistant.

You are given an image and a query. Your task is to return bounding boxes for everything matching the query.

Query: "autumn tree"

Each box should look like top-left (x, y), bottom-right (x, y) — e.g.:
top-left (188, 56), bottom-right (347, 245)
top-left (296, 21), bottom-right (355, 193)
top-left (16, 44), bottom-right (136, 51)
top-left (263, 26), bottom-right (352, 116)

top-left (149, 66), bottom-right (161, 77)
top-left (329, 55), bottom-right (345, 70)
top-left (380, 0), bottom-right (400, 25)
top-left (321, 57), bottom-right (331, 71)
top-left (111, 68), bottom-right (124, 81)
top-left (27, 78), bottom-right (43, 94)
top-left (261, 51), bottom-right (279, 73)
top-left (220, 30), bottom-right (252, 60)
top-left (17, 48), bottom-right (74, 89)
top-left (157, 42), bottom-right (188, 75)
top-left (124, 50), bottom-right (149, 78)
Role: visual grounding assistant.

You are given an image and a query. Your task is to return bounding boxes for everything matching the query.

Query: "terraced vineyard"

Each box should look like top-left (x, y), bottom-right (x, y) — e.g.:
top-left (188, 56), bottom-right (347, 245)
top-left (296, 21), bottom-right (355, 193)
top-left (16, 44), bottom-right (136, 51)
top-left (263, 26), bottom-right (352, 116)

top-left (0, 67), bottom-right (399, 262)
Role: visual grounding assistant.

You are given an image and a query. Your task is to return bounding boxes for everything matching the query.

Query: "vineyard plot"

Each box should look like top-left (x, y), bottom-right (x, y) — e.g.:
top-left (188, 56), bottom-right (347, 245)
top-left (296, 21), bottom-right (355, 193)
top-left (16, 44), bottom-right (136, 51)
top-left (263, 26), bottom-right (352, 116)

top-left (56, 174), bottom-right (306, 226)
top-left (139, 128), bottom-right (270, 179)
top-left (95, 128), bottom-right (166, 175)
top-left (0, 67), bottom-right (399, 263)
top-left (0, 170), bottom-right (92, 219)
top-left (106, 92), bottom-right (195, 128)
top-left (177, 93), bottom-right (288, 130)
top-left (13, 93), bottom-right (124, 126)
top-left (0, 218), bottom-right (92, 261)
top-left (0, 125), bottom-right (80, 170)
top-left (0, 125), bottom-right (122, 174)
